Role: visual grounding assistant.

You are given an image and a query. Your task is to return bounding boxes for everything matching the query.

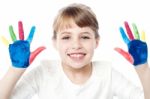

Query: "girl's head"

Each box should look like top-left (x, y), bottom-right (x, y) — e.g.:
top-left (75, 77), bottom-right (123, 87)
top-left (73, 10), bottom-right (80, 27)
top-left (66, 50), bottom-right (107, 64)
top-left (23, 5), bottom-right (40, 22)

top-left (53, 3), bottom-right (99, 39)
top-left (52, 3), bottom-right (100, 69)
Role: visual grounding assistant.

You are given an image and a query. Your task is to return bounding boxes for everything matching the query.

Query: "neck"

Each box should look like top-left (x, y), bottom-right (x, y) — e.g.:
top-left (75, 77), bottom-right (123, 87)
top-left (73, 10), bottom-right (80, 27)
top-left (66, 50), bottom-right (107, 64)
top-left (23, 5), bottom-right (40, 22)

top-left (62, 62), bottom-right (92, 85)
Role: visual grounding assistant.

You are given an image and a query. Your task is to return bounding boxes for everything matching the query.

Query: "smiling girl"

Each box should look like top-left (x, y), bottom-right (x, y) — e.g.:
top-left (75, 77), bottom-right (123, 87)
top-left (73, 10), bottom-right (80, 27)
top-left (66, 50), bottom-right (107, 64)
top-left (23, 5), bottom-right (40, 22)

top-left (0, 3), bottom-right (150, 99)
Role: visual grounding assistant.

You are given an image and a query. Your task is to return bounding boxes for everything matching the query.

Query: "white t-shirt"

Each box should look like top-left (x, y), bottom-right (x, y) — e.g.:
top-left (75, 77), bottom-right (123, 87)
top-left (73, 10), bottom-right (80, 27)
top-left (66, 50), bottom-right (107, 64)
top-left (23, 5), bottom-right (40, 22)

top-left (10, 60), bottom-right (144, 99)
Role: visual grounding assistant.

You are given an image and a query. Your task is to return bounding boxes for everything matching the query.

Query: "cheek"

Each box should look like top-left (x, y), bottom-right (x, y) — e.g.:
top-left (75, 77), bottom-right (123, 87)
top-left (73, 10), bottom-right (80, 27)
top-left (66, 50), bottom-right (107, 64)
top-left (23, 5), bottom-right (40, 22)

top-left (57, 41), bottom-right (69, 53)
top-left (83, 42), bottom-right (96, 53)
top-left (86, 40), bottom-right (97, 48)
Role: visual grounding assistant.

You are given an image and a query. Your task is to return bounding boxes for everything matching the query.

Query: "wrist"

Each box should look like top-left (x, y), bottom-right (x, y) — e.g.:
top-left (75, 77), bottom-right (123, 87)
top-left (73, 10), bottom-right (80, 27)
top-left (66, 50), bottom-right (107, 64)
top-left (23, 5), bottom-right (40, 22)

top-left (135, 63), bottom-right (150, 76)
top-left (8, 66), bottom-right (26, 78)
top-left (135, 63), bottom-right (149, 69)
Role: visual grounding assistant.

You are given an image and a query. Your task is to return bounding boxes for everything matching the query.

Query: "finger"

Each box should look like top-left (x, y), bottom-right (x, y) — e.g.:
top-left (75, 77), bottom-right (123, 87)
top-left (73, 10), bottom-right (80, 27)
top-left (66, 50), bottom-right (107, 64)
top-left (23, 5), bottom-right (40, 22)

top-left (29, 46), bottom-right (46, 64)
top-left (18, 21), bottom-right (24, 40)
top-left (9, 25), bottom-right (17, 42)
top-left (119, 27), bottom-right (130, 44)
top-left (132, 23), bottom-right (140, 39)
top-left (114, 47), bottom-right (133, 64)
top-left (26, 26), bottom-right (35, 43)
top-left (124, 21), bottom-right (134, 40)
top-left (141, 31), bottom-right (146, 42)
top-left (0, 36), bottom-right (9, 46)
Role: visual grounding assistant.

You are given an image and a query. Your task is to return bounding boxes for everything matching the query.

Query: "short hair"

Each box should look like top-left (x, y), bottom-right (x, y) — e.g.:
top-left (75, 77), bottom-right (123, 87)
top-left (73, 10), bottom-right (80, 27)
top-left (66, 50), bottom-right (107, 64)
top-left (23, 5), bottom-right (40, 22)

top-left (53, 3), bottom-right (99, 39)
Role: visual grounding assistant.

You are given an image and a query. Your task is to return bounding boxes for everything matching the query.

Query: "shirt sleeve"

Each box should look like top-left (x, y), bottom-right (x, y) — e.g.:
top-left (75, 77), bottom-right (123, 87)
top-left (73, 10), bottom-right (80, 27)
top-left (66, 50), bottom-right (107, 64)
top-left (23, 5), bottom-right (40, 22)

top-left (10, 66), bottom-right (43, 99)
top-left (112, 69), bottom-right (144, 99)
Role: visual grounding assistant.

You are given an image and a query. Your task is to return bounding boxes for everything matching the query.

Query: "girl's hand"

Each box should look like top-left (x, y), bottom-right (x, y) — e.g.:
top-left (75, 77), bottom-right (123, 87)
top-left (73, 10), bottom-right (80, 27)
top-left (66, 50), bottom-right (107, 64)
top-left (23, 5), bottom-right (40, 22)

top-left (1, 21), bottom-right (45, 68)
top-left (115, 21), bottom-right (148, 66)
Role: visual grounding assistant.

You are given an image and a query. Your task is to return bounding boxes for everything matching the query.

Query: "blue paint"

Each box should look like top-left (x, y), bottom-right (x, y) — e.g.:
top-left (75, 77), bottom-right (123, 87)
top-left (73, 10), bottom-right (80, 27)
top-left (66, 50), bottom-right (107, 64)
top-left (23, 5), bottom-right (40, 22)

top-left (27, 26), bottom-right (35, 43)
top-left (9, 40), bottom-right (30, 68)
top-left (119, 27), bottom-right (130, 44)
top-left (128, 40), bottom-right (148, 66)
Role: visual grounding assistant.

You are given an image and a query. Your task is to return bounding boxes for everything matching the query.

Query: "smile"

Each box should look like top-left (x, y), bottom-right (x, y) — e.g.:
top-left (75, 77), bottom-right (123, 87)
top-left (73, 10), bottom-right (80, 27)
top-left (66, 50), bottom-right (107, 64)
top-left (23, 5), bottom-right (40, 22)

top-left (67, 53), bottom-right (86, 60)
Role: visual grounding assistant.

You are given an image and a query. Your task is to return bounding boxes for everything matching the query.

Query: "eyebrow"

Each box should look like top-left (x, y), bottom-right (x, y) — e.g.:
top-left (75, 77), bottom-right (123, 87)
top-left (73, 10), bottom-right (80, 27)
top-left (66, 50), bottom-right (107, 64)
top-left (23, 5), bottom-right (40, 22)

top-left (59, 31), bottom-right (92, 36)
top-left (81, 32), bottom-right (92, 35)
top-left (60, 32), bottom-right (71, 35)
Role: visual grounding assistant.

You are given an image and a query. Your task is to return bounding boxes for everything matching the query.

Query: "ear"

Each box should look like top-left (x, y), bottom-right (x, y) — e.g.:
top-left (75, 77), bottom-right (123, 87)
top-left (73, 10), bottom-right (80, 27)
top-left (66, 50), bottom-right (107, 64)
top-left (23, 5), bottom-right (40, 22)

top-left (95, 37), bottom-right (100, 48)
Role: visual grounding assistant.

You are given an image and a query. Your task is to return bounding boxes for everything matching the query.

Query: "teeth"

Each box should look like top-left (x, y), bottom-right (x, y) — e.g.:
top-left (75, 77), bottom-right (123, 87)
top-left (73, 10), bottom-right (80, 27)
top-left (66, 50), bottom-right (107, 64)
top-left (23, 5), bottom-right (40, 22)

top-left (70, 54), bottom-right (84, 58)
top-left (69, 53), bottom-right (85, 60)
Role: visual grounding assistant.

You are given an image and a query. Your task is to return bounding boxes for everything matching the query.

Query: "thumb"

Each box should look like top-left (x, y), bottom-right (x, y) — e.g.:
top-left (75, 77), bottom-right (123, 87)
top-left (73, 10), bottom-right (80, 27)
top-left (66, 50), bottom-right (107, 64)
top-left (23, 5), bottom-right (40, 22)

top-left (29, 46), bottom-right (46, 64)
top-left (114, 47), bottom-right (133, 64)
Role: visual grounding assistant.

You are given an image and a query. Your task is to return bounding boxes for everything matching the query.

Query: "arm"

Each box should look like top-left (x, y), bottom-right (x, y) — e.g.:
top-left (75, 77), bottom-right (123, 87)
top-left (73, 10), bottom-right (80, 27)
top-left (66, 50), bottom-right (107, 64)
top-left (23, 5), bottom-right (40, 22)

top-left (115, 21), bottom-right (150, 99)
top-left (0, 21), bottom-right (45, 99)
top-left (0, 67), bottom-right (26, 99)
top-left (135, 63), bottom-right (150, 99)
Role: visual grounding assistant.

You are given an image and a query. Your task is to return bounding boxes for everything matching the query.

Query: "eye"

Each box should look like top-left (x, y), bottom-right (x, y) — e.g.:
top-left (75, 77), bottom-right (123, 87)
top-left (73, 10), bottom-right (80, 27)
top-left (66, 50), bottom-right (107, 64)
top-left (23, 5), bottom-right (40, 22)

top-left (81, 36), bottom-right (90, 39)
top-left (62, 36), bottom-right (70, 40)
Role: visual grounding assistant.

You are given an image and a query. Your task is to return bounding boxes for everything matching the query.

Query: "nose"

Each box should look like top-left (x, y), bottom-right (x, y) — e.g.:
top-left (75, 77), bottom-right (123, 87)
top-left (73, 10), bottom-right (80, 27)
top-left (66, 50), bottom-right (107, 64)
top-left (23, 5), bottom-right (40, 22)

top-left (71, 38), bottom-right (82, 49)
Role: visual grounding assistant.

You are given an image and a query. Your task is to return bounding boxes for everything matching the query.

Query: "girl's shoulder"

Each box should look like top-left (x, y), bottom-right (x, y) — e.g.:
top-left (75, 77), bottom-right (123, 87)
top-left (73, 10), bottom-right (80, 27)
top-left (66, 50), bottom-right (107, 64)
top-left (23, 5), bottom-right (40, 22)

top-left (37, 59), bottom-right (61, 73)
top-left (92, 60), bottom-right (112, 78)
top-left (92, 60), bottom-right (112, 69)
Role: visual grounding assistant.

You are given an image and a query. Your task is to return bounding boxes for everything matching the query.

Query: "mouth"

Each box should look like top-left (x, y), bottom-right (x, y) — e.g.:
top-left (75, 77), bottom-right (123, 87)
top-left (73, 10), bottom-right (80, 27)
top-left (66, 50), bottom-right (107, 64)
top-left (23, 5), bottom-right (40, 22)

top-left (67, 53), bottom-right (86, 60)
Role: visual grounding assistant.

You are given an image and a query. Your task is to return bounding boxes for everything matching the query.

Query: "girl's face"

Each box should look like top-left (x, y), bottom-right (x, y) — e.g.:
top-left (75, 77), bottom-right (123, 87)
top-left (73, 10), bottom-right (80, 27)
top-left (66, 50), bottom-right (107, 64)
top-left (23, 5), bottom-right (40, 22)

top-left (53, 22), bottom-right (99, 69)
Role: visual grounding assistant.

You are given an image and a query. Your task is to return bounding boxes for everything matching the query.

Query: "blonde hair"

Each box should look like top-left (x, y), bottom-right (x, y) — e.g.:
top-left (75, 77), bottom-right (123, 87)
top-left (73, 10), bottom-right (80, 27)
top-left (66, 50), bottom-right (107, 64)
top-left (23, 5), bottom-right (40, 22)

top-left (53, 3), bottom-right (99, 39)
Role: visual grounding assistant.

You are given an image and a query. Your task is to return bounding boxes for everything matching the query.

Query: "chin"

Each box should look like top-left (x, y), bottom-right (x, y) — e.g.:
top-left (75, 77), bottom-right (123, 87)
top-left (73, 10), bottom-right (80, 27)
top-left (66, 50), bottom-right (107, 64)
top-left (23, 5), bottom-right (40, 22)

top-left (66, 60), bottom-right (91, 69)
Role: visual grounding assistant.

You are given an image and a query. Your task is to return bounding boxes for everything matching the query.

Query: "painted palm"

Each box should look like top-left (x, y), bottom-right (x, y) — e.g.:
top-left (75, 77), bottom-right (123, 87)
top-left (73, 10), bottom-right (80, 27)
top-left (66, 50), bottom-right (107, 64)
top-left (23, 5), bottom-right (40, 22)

top-left (115, 21), bottom-right (148, 66)
top-left (2, 21), bottom-right (45, 68)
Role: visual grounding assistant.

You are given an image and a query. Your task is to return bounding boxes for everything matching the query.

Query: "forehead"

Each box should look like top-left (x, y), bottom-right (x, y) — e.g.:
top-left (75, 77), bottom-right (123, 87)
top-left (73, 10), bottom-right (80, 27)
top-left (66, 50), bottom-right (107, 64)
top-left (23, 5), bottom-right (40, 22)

top-left (57, 20), bottom-right (94, 34)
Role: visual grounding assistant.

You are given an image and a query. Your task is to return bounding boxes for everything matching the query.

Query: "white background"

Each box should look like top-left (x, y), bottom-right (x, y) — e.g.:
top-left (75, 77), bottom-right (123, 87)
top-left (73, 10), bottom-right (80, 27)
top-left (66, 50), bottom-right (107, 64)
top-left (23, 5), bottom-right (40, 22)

top-left (0, 0), bottom-right (150, 98)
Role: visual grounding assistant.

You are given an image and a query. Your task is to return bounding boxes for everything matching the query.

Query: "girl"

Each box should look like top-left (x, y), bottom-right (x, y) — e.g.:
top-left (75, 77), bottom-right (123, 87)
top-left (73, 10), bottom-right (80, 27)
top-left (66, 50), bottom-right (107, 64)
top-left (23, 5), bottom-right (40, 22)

top-left (0, 3), bottom-right (150, 99)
